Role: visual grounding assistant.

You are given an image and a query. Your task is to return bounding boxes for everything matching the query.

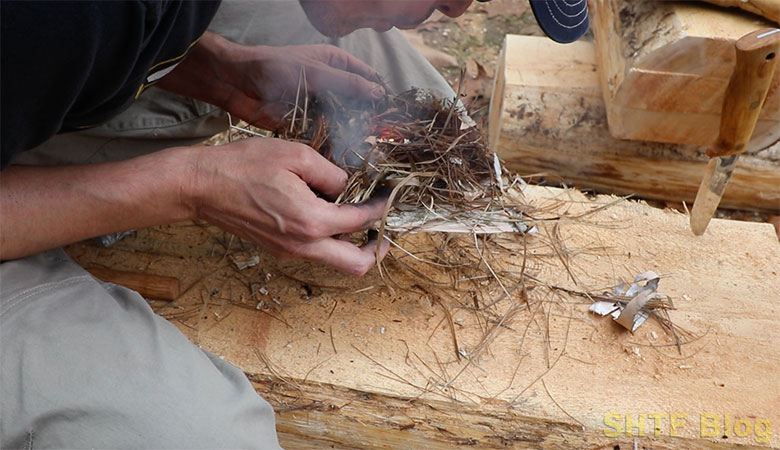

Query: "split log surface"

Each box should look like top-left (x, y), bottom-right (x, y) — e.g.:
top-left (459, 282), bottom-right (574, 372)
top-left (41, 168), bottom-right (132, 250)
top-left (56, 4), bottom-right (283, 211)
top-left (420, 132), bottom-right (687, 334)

top-left (66, 186), bottom-right (780, 448)
top-left (589, 0), bottom-right (779, 149)
top-left (488, 35), bottom-right (780, 213)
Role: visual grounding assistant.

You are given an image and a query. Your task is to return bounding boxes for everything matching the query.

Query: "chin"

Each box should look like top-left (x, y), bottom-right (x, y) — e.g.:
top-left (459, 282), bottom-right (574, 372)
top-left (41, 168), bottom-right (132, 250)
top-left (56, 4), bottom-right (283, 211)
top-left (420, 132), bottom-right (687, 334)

top-left (320, 23), bottom-right (356, 37)
top-left (395, 23), bottom-right (420, 30)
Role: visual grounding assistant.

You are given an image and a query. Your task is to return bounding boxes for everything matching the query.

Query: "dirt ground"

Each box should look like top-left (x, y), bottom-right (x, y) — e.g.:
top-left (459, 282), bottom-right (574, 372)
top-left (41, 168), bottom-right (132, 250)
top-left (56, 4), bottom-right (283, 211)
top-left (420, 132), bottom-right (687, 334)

top-left (403, 0), bottom-right (548, 120)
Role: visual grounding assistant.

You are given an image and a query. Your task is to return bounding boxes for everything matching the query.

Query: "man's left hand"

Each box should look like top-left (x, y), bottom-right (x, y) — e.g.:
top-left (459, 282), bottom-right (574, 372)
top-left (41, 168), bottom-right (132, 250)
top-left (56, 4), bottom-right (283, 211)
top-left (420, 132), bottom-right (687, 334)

top-left (157, 32), bottom-right (385, 129)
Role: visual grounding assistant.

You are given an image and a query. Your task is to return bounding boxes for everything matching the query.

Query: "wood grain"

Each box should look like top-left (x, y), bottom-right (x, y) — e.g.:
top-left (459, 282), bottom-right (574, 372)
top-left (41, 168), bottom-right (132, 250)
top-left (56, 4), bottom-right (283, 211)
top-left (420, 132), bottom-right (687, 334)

top-left (86, 266), bottom-right (180, 301)
top-left (700, 0), bottom-right (780, 24)
top-left (489, 35), bottom-right (780, 213)
top-left (589, 0), bottom-right (780, 149)
top-left (66, 187), bottom-right (780, 447)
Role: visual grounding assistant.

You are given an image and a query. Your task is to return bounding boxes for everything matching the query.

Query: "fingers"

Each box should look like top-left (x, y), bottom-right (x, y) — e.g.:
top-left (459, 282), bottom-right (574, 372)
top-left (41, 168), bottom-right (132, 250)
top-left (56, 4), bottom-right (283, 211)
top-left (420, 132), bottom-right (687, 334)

top-left (364, 231), bottom-right (391, 266)
top-left (258, 194), bottom-right (389, 275)
top-left (316, 197), bottom-right (387, 238)
top-left (273, 143), bottom-right (387, 237)
top-left (241, 140), bottom-right (385, 238)
top-left (294, 234), bottom-right (390, 276)
top-left (308, 63), bottom-right (385, 101)
top-left (303, 46), bottom-right (384, 100)
top-left (289, 147), bottom-right (388, 236)
top-left (281, 190), bottom-right (386, 243)
top-left (287, 145), bottom-right (348, 199)
top-left (315, 45), bottom-right (379, 83)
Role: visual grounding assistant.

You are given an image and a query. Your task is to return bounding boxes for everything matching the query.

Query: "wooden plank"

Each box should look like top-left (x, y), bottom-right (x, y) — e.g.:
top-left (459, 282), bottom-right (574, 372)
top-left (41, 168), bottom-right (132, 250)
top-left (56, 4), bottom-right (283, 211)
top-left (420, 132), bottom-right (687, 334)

top-left (589, 0), bottom-right (779, 148)
top-left (488, 35), bottom-right (780, 213)
top-left (66, 185), bottom-right (780, 448)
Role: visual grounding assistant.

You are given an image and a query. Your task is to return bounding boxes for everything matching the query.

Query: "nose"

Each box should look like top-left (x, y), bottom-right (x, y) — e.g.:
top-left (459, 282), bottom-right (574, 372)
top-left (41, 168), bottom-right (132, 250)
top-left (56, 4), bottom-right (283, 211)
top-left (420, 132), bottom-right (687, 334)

top-left (435, 0), bottom-right (472, 18)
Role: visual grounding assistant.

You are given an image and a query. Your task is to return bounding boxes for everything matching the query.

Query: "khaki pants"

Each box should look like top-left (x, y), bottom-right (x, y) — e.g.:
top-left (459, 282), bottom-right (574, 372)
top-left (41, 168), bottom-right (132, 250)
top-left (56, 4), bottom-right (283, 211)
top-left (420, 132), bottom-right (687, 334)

top-left (1, 1), bottom-right (452, 448)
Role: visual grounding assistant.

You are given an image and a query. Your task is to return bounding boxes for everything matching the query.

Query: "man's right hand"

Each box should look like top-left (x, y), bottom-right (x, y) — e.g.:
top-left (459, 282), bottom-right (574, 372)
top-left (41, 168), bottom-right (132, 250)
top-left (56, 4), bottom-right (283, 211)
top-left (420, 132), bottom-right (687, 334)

top-left (186, 137), bottom-right (389, 276)
top-left (1, 138), bottom-right (389, 275)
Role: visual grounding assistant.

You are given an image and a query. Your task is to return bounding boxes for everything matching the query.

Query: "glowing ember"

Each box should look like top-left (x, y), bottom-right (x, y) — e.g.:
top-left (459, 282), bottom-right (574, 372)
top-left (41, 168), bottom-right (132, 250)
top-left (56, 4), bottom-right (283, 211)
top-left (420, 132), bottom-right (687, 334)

top-left (374, 125), bottom-right (410, 145)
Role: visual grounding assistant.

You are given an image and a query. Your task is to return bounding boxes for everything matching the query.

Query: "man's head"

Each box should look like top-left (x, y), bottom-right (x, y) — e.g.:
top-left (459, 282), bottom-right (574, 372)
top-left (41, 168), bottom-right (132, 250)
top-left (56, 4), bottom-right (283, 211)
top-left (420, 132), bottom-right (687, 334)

top-left (298, 0), bottom-right (588, 43)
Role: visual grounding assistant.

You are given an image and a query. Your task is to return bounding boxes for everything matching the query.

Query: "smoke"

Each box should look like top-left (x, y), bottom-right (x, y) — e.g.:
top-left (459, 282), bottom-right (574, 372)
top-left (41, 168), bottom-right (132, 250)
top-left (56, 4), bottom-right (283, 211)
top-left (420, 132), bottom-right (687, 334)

top-left (318, 92), bottom-right (380, 171)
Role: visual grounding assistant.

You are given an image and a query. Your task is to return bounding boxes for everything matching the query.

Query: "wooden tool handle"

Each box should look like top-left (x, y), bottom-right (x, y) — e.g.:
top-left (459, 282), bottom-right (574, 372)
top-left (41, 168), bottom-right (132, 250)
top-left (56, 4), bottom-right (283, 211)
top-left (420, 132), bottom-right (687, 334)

top-left (86, 267), bottom-right (180, 301)
top-left (709, 28), bottom-right (780, 157)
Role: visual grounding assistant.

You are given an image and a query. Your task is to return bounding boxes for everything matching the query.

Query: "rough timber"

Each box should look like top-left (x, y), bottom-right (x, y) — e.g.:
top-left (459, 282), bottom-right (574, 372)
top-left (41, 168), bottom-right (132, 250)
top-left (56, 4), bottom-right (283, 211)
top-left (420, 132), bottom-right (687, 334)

top-left (67, 185), bottom-right (780, 448)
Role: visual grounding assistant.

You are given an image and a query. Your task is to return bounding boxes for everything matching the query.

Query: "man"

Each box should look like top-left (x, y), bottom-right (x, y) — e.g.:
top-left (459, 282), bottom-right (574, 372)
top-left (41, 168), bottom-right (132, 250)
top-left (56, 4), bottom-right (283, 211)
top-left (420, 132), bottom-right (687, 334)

top-left (1, 1), bottom-right (587, 447)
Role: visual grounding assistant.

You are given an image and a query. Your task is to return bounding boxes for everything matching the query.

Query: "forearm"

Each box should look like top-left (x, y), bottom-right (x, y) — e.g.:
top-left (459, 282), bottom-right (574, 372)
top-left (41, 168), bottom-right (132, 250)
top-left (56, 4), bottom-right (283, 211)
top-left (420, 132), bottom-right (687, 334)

top-left (0, 147), bottom-right (198, 261)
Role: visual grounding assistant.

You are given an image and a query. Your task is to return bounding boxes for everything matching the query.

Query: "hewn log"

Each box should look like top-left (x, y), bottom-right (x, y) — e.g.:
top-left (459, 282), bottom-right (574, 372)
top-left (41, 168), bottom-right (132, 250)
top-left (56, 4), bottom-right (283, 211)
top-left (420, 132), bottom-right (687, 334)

top-left (488, 35), bottom-right (780, 213)
top-left (250, 375), bottom-right (738, 449)
top-left (700, 0), bottom-right (780, 24)
top-left (589, 0), bottom-right (779, 149)
top-left (66, 186), bottom-right (780, 447)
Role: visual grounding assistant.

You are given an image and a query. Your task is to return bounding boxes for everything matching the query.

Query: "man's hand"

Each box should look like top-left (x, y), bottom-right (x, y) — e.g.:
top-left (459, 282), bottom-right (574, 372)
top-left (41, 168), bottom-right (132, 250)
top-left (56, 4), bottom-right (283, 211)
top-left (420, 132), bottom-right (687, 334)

top-left (188, 138), bottom-right (389, 275)
top-left (151, 32), bottom-right (392, 274)
top-left (1, 140), bottom-right (389, 275)
top-left (157, 32), bottom-right (385, 129)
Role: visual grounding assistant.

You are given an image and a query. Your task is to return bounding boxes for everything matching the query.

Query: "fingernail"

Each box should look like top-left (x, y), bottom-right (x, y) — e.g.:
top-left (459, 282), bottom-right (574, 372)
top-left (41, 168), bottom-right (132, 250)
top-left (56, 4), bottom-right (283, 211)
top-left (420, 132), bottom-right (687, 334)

top-left (370, 84), bottom-right (386, 100)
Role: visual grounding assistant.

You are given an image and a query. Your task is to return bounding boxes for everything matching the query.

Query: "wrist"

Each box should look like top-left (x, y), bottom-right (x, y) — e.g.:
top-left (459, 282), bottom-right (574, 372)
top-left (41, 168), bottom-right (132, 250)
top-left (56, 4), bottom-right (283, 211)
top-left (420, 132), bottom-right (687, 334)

top-left (168, 145), bottom-right (208, 222)
top-left (197, 35), bottom-right (264, 112)
top-left (156, 32), bottom-right (242, 109)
